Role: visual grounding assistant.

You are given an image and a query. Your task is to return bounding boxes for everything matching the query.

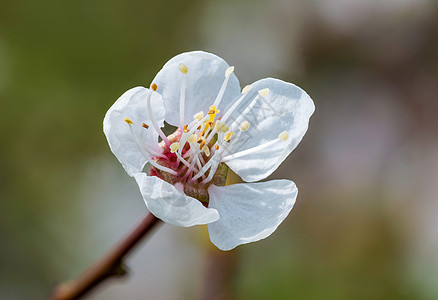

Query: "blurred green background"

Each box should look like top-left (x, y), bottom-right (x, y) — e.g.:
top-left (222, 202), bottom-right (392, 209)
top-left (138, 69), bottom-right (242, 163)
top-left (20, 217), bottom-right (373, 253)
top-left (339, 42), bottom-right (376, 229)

top-left (1, 0), bottom-right (438, 299)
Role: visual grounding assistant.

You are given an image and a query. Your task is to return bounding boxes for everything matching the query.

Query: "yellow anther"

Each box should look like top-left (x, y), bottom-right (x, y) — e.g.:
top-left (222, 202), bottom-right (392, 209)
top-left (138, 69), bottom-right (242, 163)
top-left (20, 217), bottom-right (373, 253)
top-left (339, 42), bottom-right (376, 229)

top-left (258, 88), bottom-right (269, 97)
top-left (215, 144), bottom-right (219, 150)
top-left (124, 117), bottom-right (133, 125)
top-left (178, 63), bottom-right (188, 74)
top-left (142, 122), bottom-right (149, 129)
top-left (202, 145), bottom-right (211, 157)
top-left (279, 131), bottom-right (289, 141)
top-left (188, 134), bottom-right (197, 143)
top-left (239, 121), bottom-right (250, 131)
top-left (170, 142), bottom-right (180, 153)
top-left (242, 84), bottom-right (253, 94)
top-left (225, 66), bottom-right (235, 78)
top-left (151, 83), bottom-right (157, 91)
top-left (224, 131), bottom-right (234, 141)
top-left (193, 111), bottom-right (204, 120)
top-left (208, 106), bottom-right (220, 122)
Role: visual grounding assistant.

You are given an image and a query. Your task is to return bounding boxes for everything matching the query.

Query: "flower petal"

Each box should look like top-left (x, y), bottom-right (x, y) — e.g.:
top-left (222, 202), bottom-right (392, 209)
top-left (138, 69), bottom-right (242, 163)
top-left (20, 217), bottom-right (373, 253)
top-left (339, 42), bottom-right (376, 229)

top-left (223, 78), bottom-right (315, 182)
top-left (152, 51), bottom-right (241, 127)
top-left (103, 87), bottom-right (165, 176)
top-left (207, 180), bottom-right (297, 251)
top-left (134, 173), bottom-right (220, 227)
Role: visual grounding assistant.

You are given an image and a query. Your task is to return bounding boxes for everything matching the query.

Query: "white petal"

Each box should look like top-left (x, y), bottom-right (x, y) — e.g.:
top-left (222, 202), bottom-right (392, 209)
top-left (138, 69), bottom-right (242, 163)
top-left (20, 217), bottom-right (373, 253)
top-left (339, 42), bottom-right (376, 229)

top-left (103, 87), bottom-right (165, 176)
top-left (152, 51), bottom-right (241, 126)
top-left (134, 173), bottom-right (220, 227)
top-left (207, 180), bottom-right (297, 251)
top-left (224, 78), bottom-right (315, 182)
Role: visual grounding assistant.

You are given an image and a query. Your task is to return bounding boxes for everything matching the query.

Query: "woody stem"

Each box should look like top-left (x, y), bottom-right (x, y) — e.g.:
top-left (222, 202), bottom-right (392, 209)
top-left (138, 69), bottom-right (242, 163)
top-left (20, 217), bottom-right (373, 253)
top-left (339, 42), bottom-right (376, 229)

top-left (48, 213), bottom-right (161, 300)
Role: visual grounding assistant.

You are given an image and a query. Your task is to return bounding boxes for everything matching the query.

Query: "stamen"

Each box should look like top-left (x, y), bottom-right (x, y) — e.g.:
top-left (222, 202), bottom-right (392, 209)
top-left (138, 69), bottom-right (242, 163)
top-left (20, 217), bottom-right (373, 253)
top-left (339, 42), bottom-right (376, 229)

top-left (228, 93), bottom-right (260, 132)
top-left (208, 106), bottom-right (220, 122)
top-left (212, 66), bottom-right (234, 108)
top-left (188, 134), bottom-right (197, 143)
top-left (170, 142), bottom-right (180, 153)
top-left (202, 145), bottom-right (210, 157)
top-left (220, 85), bottom-right (252, 125)
top-left (179, 67), bottom-right (187, 130)
top-left (142, 123), bottom-right (149, 129)
top-left (225, 66), bottom-right (235, 78)
top-left (146, 92), bottom-right (170, 146)
top-left (124, 117), bottom-right (133, 125)
top-left (239, 121), bottom-right (250, 131)
top-left (224, 131), bottom-right (234, 141)
top-left (124, 122), bottom-right (173, 173)
top-left (150, 83), bottom-right (158, 91)
top-left (215, 144), bottom-right (219, 150)
top-left (279, 131), bottom-right (289, 141)
top-left (222, 131), bottom-right (288, 163)
top-left (175, 151), bottom-right (196, 170)
top-left (183, 124), bottom-right (189, 133)
top-left (178, 114), bottom-right (210, 156)
top-left (258, 88), bottom-right (269, 97)
top-left (242, 84), bottom-right (253, 94)
top-left (191, 152), bottom-right (221, 182)
top-left (149, 159), bottom-right (177, 175)
top-left (193, 111), bottom-right (204, 120)
top-left (178, 63), bottom-right (188, 74)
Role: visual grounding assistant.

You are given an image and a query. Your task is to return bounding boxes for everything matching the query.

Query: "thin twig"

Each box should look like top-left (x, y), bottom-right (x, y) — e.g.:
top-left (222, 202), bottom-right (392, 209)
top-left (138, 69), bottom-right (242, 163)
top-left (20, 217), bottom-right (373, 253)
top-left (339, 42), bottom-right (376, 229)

top-left (48, 213), bottom-right (161, 300)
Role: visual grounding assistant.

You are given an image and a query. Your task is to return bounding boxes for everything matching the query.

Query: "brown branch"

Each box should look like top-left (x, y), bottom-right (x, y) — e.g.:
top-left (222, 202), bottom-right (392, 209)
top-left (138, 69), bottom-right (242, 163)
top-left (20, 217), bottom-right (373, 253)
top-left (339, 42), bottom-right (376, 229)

top-left (48, 213), bottom-right (161, 300)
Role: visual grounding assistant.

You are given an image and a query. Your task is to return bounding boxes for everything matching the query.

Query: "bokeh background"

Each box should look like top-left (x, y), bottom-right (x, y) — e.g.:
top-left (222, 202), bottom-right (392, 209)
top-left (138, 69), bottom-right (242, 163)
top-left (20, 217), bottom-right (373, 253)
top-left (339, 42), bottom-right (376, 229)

top-left (1, 0), bottom-right (438, 299)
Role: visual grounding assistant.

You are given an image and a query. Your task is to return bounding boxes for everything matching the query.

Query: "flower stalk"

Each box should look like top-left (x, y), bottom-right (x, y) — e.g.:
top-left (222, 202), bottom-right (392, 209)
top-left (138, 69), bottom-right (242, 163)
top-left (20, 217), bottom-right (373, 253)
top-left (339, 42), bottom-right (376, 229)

top-left (48, 213), bottom-right (161, 300)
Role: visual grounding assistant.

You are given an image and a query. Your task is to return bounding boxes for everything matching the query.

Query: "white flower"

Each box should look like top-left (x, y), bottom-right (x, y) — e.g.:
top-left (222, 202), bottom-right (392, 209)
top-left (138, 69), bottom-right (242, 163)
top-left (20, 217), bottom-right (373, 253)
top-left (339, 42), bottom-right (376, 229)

top-left (103, 51), bottom-right (314, 250)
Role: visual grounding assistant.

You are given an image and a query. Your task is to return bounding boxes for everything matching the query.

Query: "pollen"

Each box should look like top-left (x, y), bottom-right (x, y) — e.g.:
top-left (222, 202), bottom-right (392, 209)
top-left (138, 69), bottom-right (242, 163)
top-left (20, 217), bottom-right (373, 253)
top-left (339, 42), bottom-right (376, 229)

top-left (183, 124), bottom-right (189, 133)
top-left (202, 145), bottom-right (211, 157)
top-left (225, 66), bottom-right (235, 78)
top-left (258, 88), bottom-right (269, 97)
top-left (150, 83), bottom-right (157, 91)
top-left (124, 117), bottom-right (133, 125)
top-left (215, 144), bottom-right (219, 150)
top-left (242, 84), bottom-right (253, 94)
top-left (178, 63), bottom-right (189, 74)
top-left (142, 122), bottom-right (149, 129)
top-left (193, 111), bottom-right (204, 120)
top-left (208, 105), bottom-right (220, 122)
top-left (239, 121), bottom-right (250, 131)
top-left (188, 134), bottom-right (197, 143)
top-left (279, 131), bottom-right (289, 141)
top-left (224, 131), bottom-right (234, 141)
top-left (170, 142), bottom-right (180, 153)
